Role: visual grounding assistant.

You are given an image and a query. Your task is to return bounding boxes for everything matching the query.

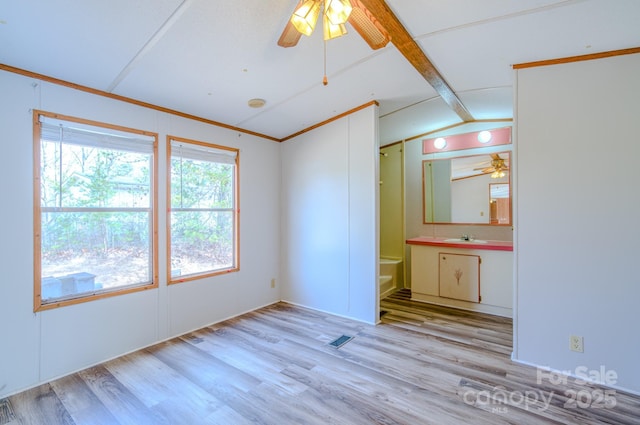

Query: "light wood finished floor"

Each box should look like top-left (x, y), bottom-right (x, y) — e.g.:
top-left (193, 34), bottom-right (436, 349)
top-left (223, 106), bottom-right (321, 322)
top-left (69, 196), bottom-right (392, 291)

top-left (2, 290), bottom-right (639, 424)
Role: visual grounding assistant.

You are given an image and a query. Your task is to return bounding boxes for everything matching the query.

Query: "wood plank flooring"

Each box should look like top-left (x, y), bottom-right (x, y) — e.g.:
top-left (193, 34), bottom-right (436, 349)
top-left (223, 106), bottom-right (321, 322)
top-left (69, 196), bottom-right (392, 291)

top-left (3, 290), bottom-right (639, 424)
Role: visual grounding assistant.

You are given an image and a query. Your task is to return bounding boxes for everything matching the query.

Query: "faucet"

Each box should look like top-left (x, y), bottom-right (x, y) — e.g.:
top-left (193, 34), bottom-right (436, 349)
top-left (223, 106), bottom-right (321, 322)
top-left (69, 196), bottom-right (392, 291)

top-left (461, 234), bottom-right (469, 241)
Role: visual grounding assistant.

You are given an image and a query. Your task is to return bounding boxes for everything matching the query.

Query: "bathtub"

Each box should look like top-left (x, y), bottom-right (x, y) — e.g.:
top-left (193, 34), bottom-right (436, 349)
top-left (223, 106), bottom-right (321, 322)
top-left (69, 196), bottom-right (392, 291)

top-left (379, 257), bottom-right (403, 299)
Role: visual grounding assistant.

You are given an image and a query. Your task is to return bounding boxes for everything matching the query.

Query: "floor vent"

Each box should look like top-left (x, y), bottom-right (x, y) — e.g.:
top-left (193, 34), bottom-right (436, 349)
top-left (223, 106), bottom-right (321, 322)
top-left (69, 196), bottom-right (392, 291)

top-left (0, 399), bottom-right (16, 425)
top-left (329, 335), bottom-right (353, 348)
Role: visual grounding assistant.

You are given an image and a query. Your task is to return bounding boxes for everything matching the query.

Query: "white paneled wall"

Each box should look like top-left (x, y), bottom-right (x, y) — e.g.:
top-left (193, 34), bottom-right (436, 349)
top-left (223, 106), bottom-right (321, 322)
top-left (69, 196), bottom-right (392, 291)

top-left (514, 53), bottom-right (640, 394)
top-left (0, 70), bottom-right (282, 398)
top-left (0, 71), bottom-right (41, 399)
top-left (280, 106), bottom-right (379, 324)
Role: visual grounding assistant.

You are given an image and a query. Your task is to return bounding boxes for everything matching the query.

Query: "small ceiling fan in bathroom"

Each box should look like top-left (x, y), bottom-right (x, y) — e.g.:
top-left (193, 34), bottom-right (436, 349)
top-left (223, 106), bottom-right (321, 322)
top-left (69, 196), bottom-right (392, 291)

top-left (474, 153), bottom-right (509, 178)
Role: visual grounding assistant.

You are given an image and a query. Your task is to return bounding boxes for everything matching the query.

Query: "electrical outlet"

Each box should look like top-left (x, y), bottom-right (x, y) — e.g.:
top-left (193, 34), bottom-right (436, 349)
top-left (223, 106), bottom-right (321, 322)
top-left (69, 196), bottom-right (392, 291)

top-left (270, 278), bottom-right (276, 288)
top-left (570, 335), bottom-right (584, 353)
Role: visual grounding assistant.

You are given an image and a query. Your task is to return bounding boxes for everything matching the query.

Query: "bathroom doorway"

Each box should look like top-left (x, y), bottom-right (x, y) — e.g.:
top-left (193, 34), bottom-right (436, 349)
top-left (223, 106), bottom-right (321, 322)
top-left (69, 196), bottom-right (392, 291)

top-left (379, 142), bottom-right (405, 299)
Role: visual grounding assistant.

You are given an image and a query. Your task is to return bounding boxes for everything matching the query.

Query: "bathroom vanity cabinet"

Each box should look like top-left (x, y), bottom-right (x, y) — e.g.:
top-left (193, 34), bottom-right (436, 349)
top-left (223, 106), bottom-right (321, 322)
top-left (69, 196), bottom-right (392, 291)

top-left (407, 237), bottom-right (513, 317)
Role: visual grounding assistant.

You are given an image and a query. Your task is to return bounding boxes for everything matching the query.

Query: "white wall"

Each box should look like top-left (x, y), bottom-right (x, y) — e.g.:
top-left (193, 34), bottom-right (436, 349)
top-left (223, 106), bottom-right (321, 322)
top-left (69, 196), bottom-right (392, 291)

top-left (514, 53), bottom-right (640, 394)
top-left (0, 70), bottom-right (282, 398)
top-left (280, 106), bottom-right (379, 324)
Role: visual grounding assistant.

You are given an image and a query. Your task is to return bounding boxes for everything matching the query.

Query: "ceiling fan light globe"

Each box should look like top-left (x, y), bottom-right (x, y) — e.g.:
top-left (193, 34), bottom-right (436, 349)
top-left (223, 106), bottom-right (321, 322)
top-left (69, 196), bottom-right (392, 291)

top-left (325, 0), bottom-right (353, 25)
top-left (291, 0), bottom-right (322, 36)
top-left (323, 14), bottom-right (348, 40)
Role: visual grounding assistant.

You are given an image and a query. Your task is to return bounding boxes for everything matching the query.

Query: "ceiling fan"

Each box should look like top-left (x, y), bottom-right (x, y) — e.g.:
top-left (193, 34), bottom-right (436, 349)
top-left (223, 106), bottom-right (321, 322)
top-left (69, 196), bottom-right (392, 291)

top-left (475, 153), bottom-right (509, 178)
top-left (277, 0), bottom-right (474, 121)
top-left (277, 0), bottom-right (390, 50)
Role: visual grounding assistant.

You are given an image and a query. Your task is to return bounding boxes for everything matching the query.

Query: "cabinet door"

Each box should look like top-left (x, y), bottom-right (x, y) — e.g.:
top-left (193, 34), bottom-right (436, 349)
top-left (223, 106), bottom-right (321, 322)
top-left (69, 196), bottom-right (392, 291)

top-left (439, 253), bottom-right (480, 302)
top-left (410, 245), bottom-right (439, 295)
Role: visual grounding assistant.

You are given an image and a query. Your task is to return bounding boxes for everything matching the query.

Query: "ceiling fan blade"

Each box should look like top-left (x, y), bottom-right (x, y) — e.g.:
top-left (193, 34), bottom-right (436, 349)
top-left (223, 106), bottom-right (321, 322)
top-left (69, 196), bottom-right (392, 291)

top-left (348, 0), bottom-right (390, 50)
top-left (277, 14), bottom-right (303, 48)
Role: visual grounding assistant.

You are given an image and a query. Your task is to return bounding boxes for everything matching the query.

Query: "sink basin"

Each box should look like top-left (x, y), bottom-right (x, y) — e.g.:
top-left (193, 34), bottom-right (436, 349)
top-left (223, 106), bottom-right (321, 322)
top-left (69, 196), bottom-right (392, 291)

top-left (443, 238), bottom-right (488, 244)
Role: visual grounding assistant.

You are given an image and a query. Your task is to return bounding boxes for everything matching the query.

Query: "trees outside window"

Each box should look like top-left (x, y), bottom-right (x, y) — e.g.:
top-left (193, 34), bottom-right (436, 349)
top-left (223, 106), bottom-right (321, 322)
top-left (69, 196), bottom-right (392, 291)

top-left (33, 113), bottom-right (238, 309)
top-left (34, 112), bottom-right (158, 311)
top-left (168, 136), bottom-right (239, 282)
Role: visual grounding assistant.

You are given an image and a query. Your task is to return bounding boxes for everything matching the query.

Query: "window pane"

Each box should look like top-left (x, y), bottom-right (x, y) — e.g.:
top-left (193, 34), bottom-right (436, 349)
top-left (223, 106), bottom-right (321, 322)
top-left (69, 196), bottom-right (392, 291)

top-left (35, 113), bottom-right (156, 309)
top-left (41, 211), bottom-right (152, 301)
top-left (171, 158), bottom-right (233, 209)
top-left (170, 210), bottom-right (234, 277)
top-left (41, 141), bottom-right (151, 209)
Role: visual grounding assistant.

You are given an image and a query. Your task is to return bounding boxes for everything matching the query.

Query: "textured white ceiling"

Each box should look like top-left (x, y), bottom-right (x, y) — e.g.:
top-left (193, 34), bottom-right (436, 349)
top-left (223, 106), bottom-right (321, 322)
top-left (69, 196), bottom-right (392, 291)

top-left (1, 0), bottom-right (638, 143)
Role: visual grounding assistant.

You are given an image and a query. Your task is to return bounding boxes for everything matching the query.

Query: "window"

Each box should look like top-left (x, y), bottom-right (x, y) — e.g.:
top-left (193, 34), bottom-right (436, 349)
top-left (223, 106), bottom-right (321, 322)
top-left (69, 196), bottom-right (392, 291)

top-left (168, 136), bottom-right (239, 283)
top-left (34, 111), bottom-right (158, 311)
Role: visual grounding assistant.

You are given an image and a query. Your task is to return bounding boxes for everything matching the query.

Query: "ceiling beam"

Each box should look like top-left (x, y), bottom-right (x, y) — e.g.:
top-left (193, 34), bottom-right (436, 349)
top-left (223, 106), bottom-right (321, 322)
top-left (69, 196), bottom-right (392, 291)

top-left (357, 0), bottom-right (474, 122)
top-left (107, 0), bottom-right (195, 92)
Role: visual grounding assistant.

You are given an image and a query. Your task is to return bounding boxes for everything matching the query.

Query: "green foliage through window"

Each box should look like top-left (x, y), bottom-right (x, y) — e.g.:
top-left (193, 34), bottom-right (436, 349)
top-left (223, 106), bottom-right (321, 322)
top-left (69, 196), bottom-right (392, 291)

top-left (169, 138), bottom-right (238, 279)
top-left (36, 114), bottom-right (156, 306)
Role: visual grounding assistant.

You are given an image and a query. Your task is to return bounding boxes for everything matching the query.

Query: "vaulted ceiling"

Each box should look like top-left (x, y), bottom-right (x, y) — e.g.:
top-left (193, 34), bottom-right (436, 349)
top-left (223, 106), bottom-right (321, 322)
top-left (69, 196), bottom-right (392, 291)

top-left (1, 0), bottom-right (638, 144)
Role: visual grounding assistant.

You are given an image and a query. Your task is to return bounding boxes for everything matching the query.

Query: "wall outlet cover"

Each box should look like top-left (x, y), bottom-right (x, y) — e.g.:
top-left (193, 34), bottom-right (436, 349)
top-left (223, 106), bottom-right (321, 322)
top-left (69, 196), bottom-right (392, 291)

top-left (570, 335), bottom-right (584, 353)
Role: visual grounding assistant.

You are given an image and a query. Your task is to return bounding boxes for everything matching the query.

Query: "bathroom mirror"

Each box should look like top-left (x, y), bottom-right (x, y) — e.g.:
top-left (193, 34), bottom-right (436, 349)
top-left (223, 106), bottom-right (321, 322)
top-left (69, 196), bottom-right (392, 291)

top-left (423, 152), bottom-right (511, 225)
top-left (489, 183), bottom-right (510, 224)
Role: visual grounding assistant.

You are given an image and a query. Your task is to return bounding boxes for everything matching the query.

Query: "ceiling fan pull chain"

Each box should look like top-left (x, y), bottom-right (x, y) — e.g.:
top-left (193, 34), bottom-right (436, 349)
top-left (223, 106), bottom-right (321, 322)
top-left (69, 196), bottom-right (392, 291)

top-left (323, 38), bottom-right (328, 85)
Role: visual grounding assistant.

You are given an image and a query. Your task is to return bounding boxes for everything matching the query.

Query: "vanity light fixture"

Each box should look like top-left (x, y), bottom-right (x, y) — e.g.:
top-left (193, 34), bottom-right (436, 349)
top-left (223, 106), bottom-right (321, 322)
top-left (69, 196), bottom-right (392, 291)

top-left (478, 130), bottom-right (492, 143)
top-left (422, 126), bottom-right (511, 154)
top-left (433, 137), bottom-right (447, 149)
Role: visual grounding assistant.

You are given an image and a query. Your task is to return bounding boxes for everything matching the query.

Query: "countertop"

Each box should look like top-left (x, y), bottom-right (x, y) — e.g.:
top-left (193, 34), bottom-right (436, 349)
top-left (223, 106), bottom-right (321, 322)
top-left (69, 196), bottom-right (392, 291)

top-left (406, 236), bottom-right (513, 252)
